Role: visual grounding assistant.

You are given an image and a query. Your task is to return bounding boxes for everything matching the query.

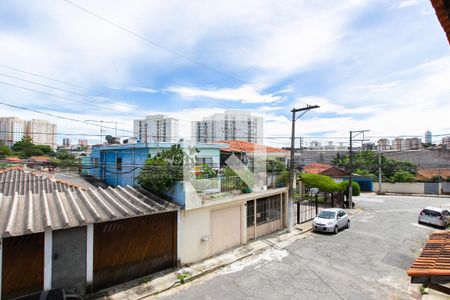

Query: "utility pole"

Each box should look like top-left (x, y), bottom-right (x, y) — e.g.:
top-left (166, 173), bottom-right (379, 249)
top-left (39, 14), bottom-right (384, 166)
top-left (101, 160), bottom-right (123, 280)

top-left (348, 130), bottom-right (370, 208)
top-left (85, 120), bottom-right (124, 144)
top-left (378, 148), bottom-right (382, 194)
top-left (289, 105), bottom-right (319, 231)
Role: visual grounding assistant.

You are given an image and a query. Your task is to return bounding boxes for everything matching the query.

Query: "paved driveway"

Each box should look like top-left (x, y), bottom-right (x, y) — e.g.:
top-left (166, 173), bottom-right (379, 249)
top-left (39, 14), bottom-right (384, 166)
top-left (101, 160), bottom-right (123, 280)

top-left (158, 194), bottom-right (449, 300)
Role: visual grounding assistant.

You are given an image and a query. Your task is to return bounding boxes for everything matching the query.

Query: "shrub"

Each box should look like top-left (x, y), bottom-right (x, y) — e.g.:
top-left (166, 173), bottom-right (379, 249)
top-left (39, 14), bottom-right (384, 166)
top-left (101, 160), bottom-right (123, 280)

top-left (301, 173), bottom-right (343, 193)
top-left (339, 181), bottom-right (361, 197)
top-left (390, 170), bottom-right (416, 183)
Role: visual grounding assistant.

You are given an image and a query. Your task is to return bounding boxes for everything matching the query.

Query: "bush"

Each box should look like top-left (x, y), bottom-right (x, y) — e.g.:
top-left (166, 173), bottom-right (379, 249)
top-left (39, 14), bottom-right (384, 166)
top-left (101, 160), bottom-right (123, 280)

top-left (301, 173), bottom-right (343, 193)
top-left (390, 170), bottom-right (416, 183)
top-left (339, 181), bottom-right (361, 197)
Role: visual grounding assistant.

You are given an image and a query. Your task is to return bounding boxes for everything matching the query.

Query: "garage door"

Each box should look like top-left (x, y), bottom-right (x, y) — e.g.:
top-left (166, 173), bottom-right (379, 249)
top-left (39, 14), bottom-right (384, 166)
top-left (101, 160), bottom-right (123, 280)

top-left (93, 212), bottom-right (177, 291)
top-left (211, 205), bottom-right (241, 256)
top-left (2, 233), bottom-right (44, 300)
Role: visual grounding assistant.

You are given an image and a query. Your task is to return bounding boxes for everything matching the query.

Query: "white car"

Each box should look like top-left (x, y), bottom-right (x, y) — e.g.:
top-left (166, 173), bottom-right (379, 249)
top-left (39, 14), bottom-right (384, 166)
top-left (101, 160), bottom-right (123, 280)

top-left (312, 208), bottom-right (350, 234)
top-left (418, 207), bottom-right (450, 229)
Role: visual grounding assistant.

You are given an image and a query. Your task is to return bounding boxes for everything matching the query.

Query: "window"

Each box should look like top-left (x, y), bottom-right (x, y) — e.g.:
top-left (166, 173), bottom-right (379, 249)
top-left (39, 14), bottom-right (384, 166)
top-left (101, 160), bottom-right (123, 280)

top-left (93, 158), bottom-right (99, 167)
top-left (116, 157), bottom-right (122, 171)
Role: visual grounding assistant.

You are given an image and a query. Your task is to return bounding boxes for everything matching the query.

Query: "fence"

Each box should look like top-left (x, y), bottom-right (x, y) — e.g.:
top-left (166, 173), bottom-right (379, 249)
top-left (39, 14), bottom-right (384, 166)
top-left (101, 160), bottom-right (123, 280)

top-left (374, 182), bottom-right (443, 195)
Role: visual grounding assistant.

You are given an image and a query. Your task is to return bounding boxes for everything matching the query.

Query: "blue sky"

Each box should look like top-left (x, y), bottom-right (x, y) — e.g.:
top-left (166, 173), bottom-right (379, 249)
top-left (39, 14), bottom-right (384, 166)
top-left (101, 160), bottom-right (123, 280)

top-left (0, 0), bottom-right (449, 147)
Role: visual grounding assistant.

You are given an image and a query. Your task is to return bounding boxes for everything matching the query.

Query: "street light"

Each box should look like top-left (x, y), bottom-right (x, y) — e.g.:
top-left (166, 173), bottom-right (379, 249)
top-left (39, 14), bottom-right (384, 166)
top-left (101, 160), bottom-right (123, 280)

top-left (288, 105), bottom-right (320, 232)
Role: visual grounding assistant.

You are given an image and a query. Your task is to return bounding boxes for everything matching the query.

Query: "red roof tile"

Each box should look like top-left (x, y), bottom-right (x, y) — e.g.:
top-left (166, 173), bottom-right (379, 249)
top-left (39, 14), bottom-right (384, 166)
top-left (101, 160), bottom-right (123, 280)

top-left (216, 140), bottom-right (289, 154)
top-left (28, 155), bottom-right (51, 162)
top-left (431, 0), bottom-right (450, 44)
top-left (408, 231), bottom-right (450, 278)
top-left (303, 163), bottom-right (333, 174)
top-left (4, 156), bottom-right (23, 162)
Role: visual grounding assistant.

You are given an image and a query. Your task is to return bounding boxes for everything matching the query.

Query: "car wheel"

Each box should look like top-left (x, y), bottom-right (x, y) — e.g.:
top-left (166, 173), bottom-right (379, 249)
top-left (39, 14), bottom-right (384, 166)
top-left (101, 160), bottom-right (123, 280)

top-left (346, 220), bottom-right (350, 228)
top-left (333, 226), bottom-right (338, 234)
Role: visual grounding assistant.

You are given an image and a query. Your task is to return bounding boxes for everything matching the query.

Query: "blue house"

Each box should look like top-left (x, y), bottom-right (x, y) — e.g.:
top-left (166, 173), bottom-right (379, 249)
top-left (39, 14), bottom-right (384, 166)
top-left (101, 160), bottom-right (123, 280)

top-left (82, 142), bottom-right (225, 187)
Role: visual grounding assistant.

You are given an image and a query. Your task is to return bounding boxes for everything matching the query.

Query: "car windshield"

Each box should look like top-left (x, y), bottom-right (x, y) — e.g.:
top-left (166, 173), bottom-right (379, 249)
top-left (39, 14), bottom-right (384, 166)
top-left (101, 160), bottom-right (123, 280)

top-left (318, 211), bottom-right (336, 219)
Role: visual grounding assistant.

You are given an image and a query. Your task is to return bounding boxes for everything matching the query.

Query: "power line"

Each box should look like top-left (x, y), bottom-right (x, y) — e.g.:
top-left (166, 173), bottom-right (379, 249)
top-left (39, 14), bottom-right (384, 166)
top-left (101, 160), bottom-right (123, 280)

top-left (62, 0), bottom-right (259, 88)
top-left (0, 100), bottom-right (134, 134)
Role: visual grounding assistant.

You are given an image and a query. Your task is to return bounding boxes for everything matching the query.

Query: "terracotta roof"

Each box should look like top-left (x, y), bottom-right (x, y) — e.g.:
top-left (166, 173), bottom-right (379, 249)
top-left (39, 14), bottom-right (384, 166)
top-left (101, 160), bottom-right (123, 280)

top-left (408, 231), bottom-right (450, 281)
top-left (303, 163), bottom-right (334, 174)
top-left (0, 185), bottom-right (178, 238)
top-left (216, 140), bottom-right (289, 154)
top-left (29, 155), bottom-right (51, 162)
top-left (416, 168), bottom-right (450, 181)
top-left (431, 0), bottom-right (450, 44)
top-left (4, 156), bottom-right (23, 162)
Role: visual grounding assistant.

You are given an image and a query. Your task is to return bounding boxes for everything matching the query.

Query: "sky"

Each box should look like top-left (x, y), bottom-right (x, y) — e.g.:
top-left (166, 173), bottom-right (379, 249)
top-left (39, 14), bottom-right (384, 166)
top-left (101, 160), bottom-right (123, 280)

top-left (0, 0), bottom-right (449, 147)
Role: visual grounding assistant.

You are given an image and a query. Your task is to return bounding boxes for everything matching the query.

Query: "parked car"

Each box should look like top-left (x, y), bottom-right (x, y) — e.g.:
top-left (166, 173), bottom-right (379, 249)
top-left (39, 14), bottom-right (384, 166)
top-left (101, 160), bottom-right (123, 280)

top-left (418, 207), bottom-right (450, 229)
top-left (11, 288), bottom-right (83, 300)
top-left (312, 208), bottom-right (350, 234)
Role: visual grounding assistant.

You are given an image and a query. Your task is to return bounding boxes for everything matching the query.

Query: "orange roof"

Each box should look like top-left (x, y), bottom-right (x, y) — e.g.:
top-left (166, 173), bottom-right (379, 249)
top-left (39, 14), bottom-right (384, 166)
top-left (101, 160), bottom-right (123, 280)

top-left (4, 156), bottom-right (23, 162)
top-left (408, 231), bottom-right (450, 280)
top-left (28, 156), bottom-right (51, 162)
top-left (303, 163), bottom-right (333, 174)
top-left (416, 168), bottom-right (450, 181)
top-left (431, 0), bottom-right (450, 44)
top-left (216, 140), bottom-right (289, 154)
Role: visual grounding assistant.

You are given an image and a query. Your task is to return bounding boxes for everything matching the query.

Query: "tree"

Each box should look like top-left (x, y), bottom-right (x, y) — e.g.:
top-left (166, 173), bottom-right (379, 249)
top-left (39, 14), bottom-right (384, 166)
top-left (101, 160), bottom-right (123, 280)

top-left (390, 170), bottom-right (416, 183)
top-left (265, 159), bottom-right (288, 173)
top-left (10, 137), bottom-right (55, 158)
top-left (0, 141), bottom-right (11, 158)
top-left (340, 181), bottom-right (361, 197)
top-left (301, 173), bottom-right (343, 193)
top-left (137, 144), bottom-right (188, 194)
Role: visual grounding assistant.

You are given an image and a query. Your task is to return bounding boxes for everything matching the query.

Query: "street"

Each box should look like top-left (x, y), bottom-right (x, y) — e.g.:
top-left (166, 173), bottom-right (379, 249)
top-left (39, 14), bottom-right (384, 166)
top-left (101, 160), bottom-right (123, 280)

top-left (157, 194), bottom-right (449, 300)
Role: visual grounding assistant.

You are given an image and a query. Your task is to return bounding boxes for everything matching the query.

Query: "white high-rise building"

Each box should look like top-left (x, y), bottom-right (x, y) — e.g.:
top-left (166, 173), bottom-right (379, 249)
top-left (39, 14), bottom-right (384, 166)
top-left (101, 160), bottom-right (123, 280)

top-left (134, 115), bottom-right (179, 143)
top-left (425, 130), bottom-right (432, 144)
top-left (191, 110), bottom-right (263, 144)
top-left (0, 117), bottom-right (26, 147)
top-left (26, 119), bottom-right (57, 149)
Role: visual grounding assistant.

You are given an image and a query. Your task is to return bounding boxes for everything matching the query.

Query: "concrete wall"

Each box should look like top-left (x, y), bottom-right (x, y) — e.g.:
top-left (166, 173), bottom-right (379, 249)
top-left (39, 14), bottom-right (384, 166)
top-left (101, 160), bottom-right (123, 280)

top-left (178, 188), bottom-right (288, 264)
top-left (52, 227), bottom-right (87, 295)
top-left (374, 182), bottom-right (425, 194)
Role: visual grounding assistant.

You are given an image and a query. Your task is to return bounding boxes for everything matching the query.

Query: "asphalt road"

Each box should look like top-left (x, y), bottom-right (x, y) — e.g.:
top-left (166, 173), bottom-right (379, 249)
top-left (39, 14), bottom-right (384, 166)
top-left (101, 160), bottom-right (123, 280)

top-left (158, 194), bottom-right (450, 300)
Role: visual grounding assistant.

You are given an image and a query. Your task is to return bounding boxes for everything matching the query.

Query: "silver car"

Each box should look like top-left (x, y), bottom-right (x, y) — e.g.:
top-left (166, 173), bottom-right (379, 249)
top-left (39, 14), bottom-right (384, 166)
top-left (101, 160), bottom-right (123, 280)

top-left (312, 208), bottom-right (350, 234)
top-left (418, 207), bottom-right (450, 229)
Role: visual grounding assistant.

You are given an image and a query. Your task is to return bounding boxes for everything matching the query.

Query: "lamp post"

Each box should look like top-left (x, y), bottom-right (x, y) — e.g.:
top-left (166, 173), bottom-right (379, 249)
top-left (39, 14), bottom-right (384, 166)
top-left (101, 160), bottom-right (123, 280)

top-left (288, 105), bottom-right (319, 231)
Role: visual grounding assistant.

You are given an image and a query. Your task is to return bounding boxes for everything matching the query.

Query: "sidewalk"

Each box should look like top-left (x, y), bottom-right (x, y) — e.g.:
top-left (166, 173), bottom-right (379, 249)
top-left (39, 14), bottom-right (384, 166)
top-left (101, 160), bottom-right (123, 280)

top-left (90, 209), bottom-right (361, 300)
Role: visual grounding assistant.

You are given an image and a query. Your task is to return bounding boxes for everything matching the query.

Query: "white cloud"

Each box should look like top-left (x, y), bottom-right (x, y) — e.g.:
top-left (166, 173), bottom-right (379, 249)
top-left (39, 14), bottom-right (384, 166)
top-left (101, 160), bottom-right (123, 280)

top-left (294, 96), bottom-right (380, 115)
top-left (167, 85), bottom-right (283, 104)
top-left (350, 81), bottom-right (400, 93)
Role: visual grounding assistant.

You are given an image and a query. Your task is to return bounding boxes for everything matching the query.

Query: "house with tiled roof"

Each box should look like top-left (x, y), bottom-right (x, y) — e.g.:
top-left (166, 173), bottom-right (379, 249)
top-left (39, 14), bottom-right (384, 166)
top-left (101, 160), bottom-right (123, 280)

top-left (303, 163), bottom-right (348, 177)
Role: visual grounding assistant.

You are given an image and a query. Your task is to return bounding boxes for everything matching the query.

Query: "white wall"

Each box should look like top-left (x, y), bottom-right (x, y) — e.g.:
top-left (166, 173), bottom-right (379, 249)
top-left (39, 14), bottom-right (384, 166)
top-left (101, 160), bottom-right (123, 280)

top-left (374, 182), bottom-right (424, 194)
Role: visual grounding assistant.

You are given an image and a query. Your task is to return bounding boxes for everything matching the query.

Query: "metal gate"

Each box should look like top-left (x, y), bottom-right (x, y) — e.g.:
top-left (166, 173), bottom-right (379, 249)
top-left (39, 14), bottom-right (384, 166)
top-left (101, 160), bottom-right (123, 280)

top-left (425, 182), bottom-right (440, 195)
top-left (442, 182), bottom-right (450, 195)
top-left (93, 211), bottom-right (177, 291)
top-left (2, 233), bottom-right (44, 300)
top-left (296, 199), bottom-right (318, 224)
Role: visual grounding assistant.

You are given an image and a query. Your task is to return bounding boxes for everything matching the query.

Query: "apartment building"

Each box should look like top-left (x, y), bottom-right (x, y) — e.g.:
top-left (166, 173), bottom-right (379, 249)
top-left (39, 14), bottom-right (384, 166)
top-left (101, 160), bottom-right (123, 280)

top-left (425, 130), bottom-right (432, 144)
top-left (377, 138), bottom-right (389, 151)
top-left (134, 115), bottom-right (179, 143)
top-left (443, 136), bottom-right (450, 149)
top-left (26, 119), bottom-right (57, 149)
top-left (0, 117), bottom-right (26, 146)
top-left (192, 110), bottom-right (263, 144)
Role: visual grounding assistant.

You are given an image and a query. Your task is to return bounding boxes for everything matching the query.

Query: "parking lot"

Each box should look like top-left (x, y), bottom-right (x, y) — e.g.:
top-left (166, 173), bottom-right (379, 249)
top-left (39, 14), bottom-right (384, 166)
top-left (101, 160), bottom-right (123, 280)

top-left (157, 194), bottom-right (449, 299)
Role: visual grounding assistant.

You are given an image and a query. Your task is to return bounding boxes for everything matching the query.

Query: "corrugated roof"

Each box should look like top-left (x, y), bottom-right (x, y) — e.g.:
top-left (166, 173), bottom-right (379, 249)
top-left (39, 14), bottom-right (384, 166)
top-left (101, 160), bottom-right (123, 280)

top-left (216, 140), bottom-right (289, 154)
top-left (0, 185), bottom-right (178, 237)
top-left (0, 168), bottom-right (78, 196)
top-left (408, 231), bottom-right (450, 280)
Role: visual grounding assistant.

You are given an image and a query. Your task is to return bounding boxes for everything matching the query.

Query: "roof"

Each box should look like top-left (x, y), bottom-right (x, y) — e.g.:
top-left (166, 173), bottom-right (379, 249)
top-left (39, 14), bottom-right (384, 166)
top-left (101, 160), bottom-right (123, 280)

top-left (321, 208), bottom-right (342, 212)
top-left (29, 156), bottom-right (51, 162)
top-left (216, 140), bottom-right (289, 154)
top-left (423, 206), bottom-right (447, 212)
top-left (0, 185), bottom-right (178, 237)
top-left (303, 163), bottom-right (348, 177)
top-left (0, 168), bottom-right (81, 196)
top-left (431, 0), bottom-right (450, 44)
top-left (408, 231), bottom-right (450, 283)
top-left (5, 156), bottom-right (23, 162)
top-left (416, 168), bottom-right (450, 181)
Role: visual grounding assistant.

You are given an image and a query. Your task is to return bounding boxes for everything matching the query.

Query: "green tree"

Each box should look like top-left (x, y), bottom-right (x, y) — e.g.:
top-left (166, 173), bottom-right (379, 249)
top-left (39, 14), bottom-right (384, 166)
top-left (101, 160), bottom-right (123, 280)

top-left (301, 173), bottom-right (343, 193)
top-left (339, 181), bottom-right (361, 197)
top-left (0, 141), bottom-right (12, 158)
top-left (11, 137), bottom-right (55, 158)
top-left (390, 170), bottom-right (416, 183)
top-left (137, 144), bottom-right (188, 194)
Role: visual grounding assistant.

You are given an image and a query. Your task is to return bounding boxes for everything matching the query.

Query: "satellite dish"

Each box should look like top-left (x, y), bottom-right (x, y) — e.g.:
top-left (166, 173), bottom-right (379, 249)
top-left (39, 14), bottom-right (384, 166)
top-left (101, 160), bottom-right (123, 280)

top-left (105, 135), bottom-right (119, 144)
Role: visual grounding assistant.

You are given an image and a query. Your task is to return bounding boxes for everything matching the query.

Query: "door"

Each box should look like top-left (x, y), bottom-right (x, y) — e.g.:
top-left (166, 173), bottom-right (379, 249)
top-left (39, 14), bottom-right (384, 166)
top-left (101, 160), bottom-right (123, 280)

top-left (93, 212), bottom-right (177, 291)
top-left (2, 233), bottom-right (44, 300)
top-left (211, 205), bottom-right (241, 255)
top-left (337, 211), bottom-right (346, 228)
